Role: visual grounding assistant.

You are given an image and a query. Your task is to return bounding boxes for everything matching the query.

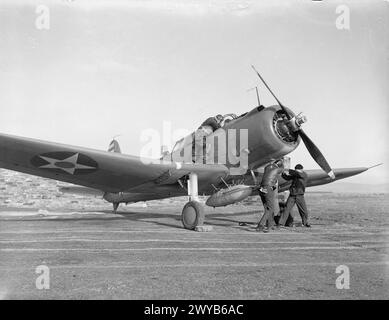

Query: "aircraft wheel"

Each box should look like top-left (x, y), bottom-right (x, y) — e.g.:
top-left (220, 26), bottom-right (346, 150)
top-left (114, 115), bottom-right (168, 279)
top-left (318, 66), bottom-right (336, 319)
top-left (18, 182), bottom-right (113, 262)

top-left (181, 201), bottom-right (205, 230)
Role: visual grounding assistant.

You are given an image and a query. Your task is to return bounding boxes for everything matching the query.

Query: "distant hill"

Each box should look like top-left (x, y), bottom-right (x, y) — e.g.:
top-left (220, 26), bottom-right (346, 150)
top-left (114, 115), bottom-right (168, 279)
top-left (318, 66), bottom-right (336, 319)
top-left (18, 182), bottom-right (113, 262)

top-left (308, 182), bottom-right (389, 194)
top-left (1, 169), bottom-right (387, 194)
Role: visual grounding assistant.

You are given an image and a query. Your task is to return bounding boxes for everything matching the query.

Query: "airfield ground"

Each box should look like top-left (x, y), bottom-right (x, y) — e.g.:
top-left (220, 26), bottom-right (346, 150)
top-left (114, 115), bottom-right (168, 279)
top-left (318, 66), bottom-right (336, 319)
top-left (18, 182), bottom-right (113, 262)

top-left (0, 185), bottom-right (388, 299)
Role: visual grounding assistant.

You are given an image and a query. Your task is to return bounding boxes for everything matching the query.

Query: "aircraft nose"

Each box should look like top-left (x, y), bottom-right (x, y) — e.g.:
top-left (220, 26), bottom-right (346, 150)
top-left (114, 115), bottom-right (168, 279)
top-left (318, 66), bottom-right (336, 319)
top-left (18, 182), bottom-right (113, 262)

top-left (286, 112), bottom-right (308, 132)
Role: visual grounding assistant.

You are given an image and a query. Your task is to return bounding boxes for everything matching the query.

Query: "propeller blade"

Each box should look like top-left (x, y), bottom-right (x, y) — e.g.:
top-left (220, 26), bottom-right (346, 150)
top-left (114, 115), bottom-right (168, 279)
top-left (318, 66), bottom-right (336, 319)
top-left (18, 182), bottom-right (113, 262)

top-left (251, 65), bottom-right (292, 120)
top-left (299, 129), bottom-right (335, 179)
top-left (250, 65), bottom-right (334, 179)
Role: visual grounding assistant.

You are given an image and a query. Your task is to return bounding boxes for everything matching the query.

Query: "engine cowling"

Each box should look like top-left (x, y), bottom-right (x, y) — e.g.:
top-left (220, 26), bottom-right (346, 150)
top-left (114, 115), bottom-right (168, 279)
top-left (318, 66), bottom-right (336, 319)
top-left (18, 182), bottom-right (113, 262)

top-left (166, 105), bottom-right (300, 171)
top-left (222, 105), bottom-right (301, 169)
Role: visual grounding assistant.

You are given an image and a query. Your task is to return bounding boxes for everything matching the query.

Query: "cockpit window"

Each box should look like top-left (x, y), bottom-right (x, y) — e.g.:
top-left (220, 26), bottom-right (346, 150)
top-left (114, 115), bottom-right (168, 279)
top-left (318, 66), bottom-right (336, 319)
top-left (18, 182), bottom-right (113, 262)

top-left (172, 138), bottom-right (185, 154)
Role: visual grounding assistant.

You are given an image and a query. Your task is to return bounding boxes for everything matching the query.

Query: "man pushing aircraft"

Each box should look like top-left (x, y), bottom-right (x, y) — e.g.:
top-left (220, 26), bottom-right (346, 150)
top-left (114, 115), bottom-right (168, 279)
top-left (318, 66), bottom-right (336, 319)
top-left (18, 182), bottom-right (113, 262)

top-left (278, 164), bottom-right (311, 228)
top-left (256, 159), bottom-right (284, 232)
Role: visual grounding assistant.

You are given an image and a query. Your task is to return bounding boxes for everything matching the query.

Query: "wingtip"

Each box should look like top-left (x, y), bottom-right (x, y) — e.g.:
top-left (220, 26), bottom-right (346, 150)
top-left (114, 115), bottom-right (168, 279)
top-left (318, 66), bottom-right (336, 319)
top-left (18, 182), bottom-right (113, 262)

top-left (368, 163), bottom-right (383, 170)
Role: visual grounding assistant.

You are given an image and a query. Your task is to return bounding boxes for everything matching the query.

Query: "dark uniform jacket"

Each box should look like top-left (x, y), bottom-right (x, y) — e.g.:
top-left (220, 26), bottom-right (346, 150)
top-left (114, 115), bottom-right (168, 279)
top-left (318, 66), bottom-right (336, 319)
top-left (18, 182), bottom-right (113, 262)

top-left (282, 169), bottom-right (308, 195)
top-left (261, 162), bottom-right (284, 189)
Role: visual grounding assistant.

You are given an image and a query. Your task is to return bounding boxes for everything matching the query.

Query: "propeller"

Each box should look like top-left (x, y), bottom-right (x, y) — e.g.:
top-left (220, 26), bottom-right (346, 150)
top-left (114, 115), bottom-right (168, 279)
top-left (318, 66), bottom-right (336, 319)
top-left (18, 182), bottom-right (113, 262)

top-left (299, 129), bottom-right (335, 179)
top-left (251, 65), bottom-right (335, 179)
top-left (251, 65), bottom-right (291, 120)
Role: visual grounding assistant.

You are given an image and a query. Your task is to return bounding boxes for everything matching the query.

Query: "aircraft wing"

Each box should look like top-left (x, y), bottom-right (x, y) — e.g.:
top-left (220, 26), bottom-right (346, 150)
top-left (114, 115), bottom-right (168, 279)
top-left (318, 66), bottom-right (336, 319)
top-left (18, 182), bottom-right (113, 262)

top-left (278, 167), bottom-right (373, 192)
top-left (0, 133), bottom-right (229, 193)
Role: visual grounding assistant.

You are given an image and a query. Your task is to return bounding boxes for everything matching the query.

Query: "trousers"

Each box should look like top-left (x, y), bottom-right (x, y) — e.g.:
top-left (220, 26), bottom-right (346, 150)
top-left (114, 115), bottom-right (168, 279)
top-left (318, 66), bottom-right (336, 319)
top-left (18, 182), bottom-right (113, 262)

top-left (258, 187), bottom-right (276, 228)
top-left (278, 194), bottom-right (309, 226)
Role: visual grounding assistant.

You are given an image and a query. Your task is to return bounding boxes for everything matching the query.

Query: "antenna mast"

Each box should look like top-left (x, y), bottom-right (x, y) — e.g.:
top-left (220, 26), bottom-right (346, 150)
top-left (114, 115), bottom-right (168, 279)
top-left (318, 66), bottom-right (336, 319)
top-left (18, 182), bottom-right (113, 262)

top-left (255, 86), bottom-right (260, 107)
top-left (248, 86), bottom-right (261, 107)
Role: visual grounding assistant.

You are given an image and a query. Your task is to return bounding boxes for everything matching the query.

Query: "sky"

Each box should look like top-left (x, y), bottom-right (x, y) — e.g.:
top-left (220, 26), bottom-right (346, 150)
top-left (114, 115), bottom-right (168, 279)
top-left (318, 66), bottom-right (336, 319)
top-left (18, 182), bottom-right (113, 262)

top-left (0, 0), bottom-right (388, 185)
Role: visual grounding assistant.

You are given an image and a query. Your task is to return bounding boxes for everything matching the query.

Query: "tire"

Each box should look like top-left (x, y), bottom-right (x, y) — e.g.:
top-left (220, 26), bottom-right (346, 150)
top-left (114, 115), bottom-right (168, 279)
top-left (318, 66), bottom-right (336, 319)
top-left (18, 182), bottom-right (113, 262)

top-left (181, 201), bottom-right (205, 230)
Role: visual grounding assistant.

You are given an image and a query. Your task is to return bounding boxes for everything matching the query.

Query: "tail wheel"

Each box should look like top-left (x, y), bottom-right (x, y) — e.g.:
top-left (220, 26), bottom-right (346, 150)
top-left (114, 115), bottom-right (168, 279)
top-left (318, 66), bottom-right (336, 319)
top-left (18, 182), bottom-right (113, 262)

top-left (182, 201), bottom-right (205, 230)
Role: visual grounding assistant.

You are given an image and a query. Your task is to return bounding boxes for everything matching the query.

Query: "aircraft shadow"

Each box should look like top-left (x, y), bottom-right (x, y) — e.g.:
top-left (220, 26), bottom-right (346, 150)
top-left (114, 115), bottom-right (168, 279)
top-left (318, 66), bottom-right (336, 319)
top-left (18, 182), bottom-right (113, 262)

top-left (0, 207), bottom-right (261, 230)
top-left (83, 209), bottom-right (184, 229)
top-left (81, 208), bottom-right (259, 229)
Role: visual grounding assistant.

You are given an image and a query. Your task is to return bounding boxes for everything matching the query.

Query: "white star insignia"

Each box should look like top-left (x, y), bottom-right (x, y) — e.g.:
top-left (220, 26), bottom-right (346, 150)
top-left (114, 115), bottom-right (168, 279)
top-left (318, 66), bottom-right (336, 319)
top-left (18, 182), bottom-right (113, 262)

top-left (38, 153), bottom-right (96, 175)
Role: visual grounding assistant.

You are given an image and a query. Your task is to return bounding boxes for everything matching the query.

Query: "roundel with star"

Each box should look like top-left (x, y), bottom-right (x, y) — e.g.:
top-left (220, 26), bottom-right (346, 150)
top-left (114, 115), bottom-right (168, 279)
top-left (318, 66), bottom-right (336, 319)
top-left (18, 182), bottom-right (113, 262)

top-left (31, 152), bottom-right (98, 175)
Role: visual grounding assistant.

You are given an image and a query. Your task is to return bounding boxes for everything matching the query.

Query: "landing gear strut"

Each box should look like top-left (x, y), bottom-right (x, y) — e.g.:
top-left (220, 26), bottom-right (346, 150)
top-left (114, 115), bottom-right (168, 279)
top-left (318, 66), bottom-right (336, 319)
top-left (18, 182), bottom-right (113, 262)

top-left (181, 172), bottom-right (205, 230)
top-left (113, 202), bottom-right (119, 212)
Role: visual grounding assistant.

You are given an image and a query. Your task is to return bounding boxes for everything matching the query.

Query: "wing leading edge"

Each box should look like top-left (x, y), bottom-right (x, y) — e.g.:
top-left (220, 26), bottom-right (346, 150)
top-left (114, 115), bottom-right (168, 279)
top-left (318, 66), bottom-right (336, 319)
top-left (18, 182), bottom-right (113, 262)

top-left (0, 133), bottom-right (229, 193)
top-left (278, 167), bottom-right (374, 192)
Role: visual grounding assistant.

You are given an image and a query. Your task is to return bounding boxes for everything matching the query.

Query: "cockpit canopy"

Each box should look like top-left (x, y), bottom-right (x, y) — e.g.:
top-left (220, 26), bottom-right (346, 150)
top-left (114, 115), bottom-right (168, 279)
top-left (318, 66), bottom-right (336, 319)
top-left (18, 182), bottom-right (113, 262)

top-left (169, 113), bottom-right (238, 156)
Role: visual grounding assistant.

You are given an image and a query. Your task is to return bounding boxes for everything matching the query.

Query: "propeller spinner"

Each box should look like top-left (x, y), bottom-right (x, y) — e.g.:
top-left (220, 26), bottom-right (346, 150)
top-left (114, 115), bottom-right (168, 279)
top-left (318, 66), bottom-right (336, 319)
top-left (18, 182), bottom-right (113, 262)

top-left (251, 65), bottom-right (335, 180)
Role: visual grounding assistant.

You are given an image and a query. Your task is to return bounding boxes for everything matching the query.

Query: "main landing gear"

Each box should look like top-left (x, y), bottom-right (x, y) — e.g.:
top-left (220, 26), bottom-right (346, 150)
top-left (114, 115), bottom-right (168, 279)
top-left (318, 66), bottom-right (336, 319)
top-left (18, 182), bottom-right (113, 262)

top-left (182, 201), bottom-right (205, 230)
top-left (181, 172), bottom-right (205, 230)
top-left (113, 202), bottom-right (119, 212)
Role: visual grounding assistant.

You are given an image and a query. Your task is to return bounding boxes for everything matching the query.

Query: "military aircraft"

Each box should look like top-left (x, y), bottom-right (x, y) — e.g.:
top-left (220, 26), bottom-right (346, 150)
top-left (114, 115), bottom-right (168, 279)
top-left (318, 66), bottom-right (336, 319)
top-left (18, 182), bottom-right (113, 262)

top-left (0, 67), bottom-right (377, 230)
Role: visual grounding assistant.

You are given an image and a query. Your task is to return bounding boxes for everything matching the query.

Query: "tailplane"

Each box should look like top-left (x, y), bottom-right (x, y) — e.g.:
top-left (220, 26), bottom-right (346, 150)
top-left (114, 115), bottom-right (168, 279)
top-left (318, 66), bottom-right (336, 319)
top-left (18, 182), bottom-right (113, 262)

top-left (108, 139), bottom-right (121, 153)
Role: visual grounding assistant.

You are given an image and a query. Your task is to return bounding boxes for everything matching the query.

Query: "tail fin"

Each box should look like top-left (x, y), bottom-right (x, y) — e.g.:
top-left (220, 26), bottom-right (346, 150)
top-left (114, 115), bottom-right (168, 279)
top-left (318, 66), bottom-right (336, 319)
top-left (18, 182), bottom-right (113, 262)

top-left (108, 139), bottom-right (121, 153)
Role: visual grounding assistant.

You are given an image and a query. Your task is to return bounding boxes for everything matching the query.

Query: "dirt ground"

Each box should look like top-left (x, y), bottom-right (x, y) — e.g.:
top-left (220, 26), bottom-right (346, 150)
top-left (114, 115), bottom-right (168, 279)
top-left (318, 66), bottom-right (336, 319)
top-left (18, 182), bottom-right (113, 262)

top-left (0, 177), bottom-right (388, 299)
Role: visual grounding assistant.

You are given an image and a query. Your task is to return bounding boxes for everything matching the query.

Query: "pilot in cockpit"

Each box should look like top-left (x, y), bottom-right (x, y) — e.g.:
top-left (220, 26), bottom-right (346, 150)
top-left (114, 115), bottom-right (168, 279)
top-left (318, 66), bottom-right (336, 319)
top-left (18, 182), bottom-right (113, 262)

top-left (198, 114), bottom-right (224, 135)
top-left (194, 114), bottom-right (224, 163)
top-left (198, 113), bottom-right (238, 136)
top-left (220, 113), bottom-right (237, 127)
